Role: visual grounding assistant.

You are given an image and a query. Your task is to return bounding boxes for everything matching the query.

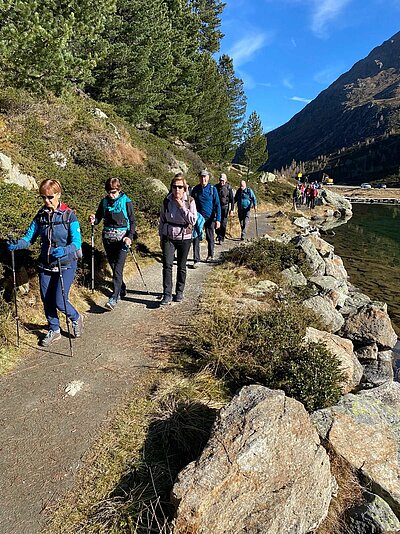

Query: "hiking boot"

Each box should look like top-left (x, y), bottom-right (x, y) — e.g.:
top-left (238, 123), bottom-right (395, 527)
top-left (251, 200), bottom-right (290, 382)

top-left (206, 255), bottom-right (214, 262)
top-left (120, 287), bottom-right (127, 298)
top-left (192, 262), bottom-right (199, 269)
top-left (72, 314), bottom-right (83, 338)
top-left (40, 329), bottom-right (61, 347)
top-left (175, 292), bottom-right (184, 303)
top-left (105, 297), bottom-right (118, 310)
top-left (160, 295), bottom-right (172, 306)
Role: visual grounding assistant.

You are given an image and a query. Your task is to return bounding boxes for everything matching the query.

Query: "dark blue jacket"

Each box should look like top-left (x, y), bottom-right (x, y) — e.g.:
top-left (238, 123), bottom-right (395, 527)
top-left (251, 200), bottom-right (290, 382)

top-left (191, 183), bottom-right (221, 222)
top-left (13, 203), bottom-right (81, 270)
top-left (234, 187), bottom-right (257, 211)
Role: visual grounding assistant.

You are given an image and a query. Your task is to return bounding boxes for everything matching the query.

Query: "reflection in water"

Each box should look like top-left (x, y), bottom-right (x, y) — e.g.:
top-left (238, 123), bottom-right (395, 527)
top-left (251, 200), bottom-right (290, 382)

top-left (326, 204), bottom-right (400, 334)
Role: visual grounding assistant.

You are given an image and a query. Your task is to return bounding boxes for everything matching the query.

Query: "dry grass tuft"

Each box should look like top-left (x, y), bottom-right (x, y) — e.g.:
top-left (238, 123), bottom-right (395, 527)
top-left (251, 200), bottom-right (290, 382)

top-left (106, 140), bottom-right (146, 167)
top-left (315, 449), bottom-right (363, 534)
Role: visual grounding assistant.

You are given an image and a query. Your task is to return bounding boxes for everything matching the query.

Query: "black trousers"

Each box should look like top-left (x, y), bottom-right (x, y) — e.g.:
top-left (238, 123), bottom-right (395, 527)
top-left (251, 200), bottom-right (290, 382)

top-left (217, 205), bottom-right (229, 241)
top-left (103, 239), bottom-right (127, 300)
top-left (162, 237), bottom-right (191, 297)
top-left (193, 218), bottom-right (215, 261)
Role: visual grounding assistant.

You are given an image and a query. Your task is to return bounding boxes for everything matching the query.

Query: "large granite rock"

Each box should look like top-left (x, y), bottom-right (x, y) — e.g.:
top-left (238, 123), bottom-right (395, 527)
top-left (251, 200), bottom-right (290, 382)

top-left (360, 350), bottom-right (394, 389)
top-left (303, 295), bottom-right (345, 333)
top-left (281, 265), bottom-right (307, 287)
top-left (0, 152), bottom-right (38, 190)
top-left (147, 178), bottom-right (169, 195)
top-left (341, 302), bottom-right (398, 349)
top-left (312, 382), bottom-right (400, 517)
top-left (324, 253), bottom-right (348, 281)
top-left (320, 189), bottom-right (352, 211)
top-left (172, 386), bottom-right (332, 534)
top-left (347, 491), bottom-right (400, 534)
top-left (308, 234), bottom-right (335, 257)
top-left (305, 327), bottom-right (362, 393)
top-left (293, 236), bottom-right (326, 276)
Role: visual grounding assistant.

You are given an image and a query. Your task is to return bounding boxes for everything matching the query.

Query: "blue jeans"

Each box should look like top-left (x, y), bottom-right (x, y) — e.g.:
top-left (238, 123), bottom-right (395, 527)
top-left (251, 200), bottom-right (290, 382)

top-left (39, 265), bottom-right (79, 331)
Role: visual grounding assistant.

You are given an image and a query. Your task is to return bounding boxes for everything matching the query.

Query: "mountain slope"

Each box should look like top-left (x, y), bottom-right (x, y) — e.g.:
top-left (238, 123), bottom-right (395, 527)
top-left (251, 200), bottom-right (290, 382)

top-left (265, 31), bottom-right (400, 175)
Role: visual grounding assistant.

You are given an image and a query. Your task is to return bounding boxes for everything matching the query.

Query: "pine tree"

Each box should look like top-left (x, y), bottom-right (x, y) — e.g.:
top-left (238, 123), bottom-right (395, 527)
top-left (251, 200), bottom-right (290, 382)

top-left (189, 0), bottom-right (225, 53)
top-left (218, 54), bottom-right (247, 160)
top-left (242, 111), bottom-right (268, 178)
top-left (0, 0), bottom-right (115, 93)
top-left (189, 53), bottom-right (231, 161)
top-left (89, 0), bottom-right (174, 124)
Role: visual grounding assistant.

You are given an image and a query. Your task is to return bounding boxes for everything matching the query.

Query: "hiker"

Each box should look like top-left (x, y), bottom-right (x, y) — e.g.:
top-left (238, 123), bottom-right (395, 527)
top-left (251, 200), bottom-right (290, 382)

top-left (234, 180), bottom-right (257, 241)
top-left (309, 184), bottom-right (318, 209)
top-left (215, 173), bottom-right (234, 244)
top-left (89, 177), bottom-right (136, 310)
top-left (292, 185), bottom-right (300, 212)
top-left (159, 173), bottom-right (197, 305)
top-left (191, 170), bottom-right (221, 266)
top-left (7, 179), bottom-right (83, 347)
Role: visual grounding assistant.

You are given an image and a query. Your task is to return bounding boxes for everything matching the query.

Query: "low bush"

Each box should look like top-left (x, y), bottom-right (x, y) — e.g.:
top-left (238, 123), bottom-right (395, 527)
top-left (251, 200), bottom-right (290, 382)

top-left (225, 237), bottom-right (305, 277)
top-left (187, 304), bottom-right (344, 412)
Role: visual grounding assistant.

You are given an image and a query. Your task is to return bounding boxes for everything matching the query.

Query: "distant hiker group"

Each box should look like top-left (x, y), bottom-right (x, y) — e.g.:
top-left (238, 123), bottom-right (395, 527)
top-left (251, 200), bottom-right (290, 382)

top-left (7, 171), bottom-right (257, 347)
top-left (292, 181), bottom-right (320, 211)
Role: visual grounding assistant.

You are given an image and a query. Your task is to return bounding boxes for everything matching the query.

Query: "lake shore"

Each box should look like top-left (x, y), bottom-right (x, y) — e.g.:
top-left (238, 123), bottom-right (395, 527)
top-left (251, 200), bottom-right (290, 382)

top-left (326, 185), bottom-right (400, 200)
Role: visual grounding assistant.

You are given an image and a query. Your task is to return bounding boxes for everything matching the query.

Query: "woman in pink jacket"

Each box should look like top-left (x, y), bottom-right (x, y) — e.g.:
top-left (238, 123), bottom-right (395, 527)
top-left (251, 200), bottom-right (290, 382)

top-left (159, 173), bottom-right (197, 305)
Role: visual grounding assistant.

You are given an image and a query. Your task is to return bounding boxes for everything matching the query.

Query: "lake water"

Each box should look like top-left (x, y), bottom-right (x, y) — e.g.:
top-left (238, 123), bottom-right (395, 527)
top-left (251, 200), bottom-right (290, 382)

top-left (325, 203), bottom-right (400, 335)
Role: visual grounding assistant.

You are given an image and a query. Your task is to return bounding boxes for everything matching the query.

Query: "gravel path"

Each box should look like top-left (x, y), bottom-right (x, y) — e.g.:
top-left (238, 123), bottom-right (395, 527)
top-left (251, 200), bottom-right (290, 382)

top-left (0, 214), bottom-right (271, 534)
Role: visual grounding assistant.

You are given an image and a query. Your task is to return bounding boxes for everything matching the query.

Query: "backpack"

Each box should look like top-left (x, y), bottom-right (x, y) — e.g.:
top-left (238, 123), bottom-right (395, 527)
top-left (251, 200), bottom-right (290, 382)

top-left (163, 195), bottom-right (195, 234)
top-left (192, 212), bottom-right (205, 240)
top-left (102, 194), bottom-right (130, 231)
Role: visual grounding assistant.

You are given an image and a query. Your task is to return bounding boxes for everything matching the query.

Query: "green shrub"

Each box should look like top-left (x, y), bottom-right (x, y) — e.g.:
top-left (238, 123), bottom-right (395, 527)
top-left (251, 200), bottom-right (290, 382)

top-left (187, 305), bottom-right (344, 412)
top-left (225, 237), bottom-right (305, 277)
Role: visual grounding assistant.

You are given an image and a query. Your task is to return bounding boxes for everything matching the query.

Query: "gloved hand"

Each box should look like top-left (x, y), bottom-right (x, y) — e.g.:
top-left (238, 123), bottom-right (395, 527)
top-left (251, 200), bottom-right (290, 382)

top-left (7, 240), bottom-right (18, 251)
top-left (52, 247), bottom-right (66, 258)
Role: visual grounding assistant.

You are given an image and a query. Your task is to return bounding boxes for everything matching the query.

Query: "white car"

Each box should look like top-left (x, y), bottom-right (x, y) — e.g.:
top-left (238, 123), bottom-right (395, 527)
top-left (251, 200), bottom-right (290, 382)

top-left (360, 183), bottom-right (372, 189)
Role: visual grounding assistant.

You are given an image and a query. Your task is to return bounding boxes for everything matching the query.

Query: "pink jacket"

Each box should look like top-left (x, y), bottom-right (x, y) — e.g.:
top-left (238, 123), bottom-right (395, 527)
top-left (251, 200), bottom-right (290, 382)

top-left (159, 193), bottom-right (197, 240)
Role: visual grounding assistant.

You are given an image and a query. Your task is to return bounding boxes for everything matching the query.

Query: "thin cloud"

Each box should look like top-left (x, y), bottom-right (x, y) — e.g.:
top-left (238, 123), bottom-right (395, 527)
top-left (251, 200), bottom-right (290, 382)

top-left (291, 37), bottom-right (297, 47)
top-left (228, 32), bottom-right (272, 67)
top-left (283, 78), bottom-right (294, 89)
top-left (314, 63), bottom-right (345, 85)
top-left (311, 0), bottom-right (352, 36)
top-left (291, 96), bottom-right (312, 103)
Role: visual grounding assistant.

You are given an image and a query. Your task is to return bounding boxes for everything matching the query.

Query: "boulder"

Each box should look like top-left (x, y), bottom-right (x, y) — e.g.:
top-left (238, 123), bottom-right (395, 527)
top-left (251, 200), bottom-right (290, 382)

top-left (341, 303), bottom-right (398, 350)
top-left (259, 171), bottom-right (276, 183)
top-left (308, 235), bottom-right (334, 257)
top-left (324, 253), bottom-right (348, 281)
top-left (347, 491), bottom-right (400, 534)
top-left (293, 217), bottom-right (310, 229)
top-left (360, 350), bottom-right (394, 389)
top-left (168, 158), bottom-right (188, 175)
top-left (246, 279), bottom-right (278, 296)
top-left (326, 288), bottom-right (348, 309)
top-left (355, 343), bottom-right (379, 361)
top-left (1, 152), bottom-right (38, 190)
top-left (312, 381), bottom-right (400, 517)
top-left (341, 291), bottom-right (372, 316)
top-left (91, 107), bottom-right (108, 119)
top-left (293, 236), bottom-right (326, 276)
top-left (147, 178), bottom-right (169, 195)
top-left (309, 275), bottom-right (348, 294)
top-left (320, 189), bottom-right (352, 211)
top-left (305, 327), bottom-right (362, 393)
top-left (172, 386), bottom-right (332, 534)
top-left (303, 295), bottom-right (345, 333)
top-left (281, 265), bottom-right (307, 287)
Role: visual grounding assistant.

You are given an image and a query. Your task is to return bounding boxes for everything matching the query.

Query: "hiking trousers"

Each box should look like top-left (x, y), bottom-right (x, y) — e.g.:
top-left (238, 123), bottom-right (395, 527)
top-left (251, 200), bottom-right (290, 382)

top-left (193, 218), bottom-right (215, 261)
top-left (238, 208), bottom-right (251, 239)
top-left (217, 205), bottom-right (230, 242)
top-left (162, 237), bottom-right (191, 297)
top-left (39, 264), bottom-right (79, 331)
top-left (103, 239), bottom-right (127, 300)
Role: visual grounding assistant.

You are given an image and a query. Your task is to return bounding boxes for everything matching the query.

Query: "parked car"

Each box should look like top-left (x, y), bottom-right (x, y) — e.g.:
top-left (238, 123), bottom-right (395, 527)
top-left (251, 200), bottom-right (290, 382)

top-left (360, 183), bottom-right (372, 189)
top-left (376, 183), bottom-right (387, 189)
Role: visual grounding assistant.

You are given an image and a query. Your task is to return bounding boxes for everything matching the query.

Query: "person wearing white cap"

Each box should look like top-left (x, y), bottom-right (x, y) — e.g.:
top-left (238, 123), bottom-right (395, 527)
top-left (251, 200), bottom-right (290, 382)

top-left (215, 173), bottom-right (234, 244)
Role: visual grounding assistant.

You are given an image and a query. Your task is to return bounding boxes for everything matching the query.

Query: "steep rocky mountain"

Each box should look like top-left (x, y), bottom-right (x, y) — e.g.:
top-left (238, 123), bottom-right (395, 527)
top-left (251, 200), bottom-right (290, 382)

top-left (265, 31), bottom-right (400, 182)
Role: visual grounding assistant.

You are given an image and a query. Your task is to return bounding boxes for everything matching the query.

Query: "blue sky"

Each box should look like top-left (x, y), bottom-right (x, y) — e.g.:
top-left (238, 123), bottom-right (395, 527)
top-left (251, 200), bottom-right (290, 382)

top-left (218, 0), bottom-right (400, 132)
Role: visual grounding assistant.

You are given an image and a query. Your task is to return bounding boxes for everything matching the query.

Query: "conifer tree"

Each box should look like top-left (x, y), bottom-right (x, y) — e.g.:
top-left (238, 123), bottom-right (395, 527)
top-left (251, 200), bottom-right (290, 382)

top-left (218, 54), bottom-right (247, 160)
top-left (0, 0), bottom-right (115, 93)
top-left (189, 0), bottom-right (225, 53)
top-left (89, 0), bottom-right (174, 124)
top-left (242, 111), bottom-right (268, 178)
top-left (189, 53), bottom-right (231, 161)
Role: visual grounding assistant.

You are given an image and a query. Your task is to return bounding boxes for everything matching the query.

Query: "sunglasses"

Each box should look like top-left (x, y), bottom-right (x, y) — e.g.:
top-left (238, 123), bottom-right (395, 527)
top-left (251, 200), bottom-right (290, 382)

top-left (107, 189), bottom-right (119, 194)
top-left (40, 194), bottom-right (56, 200)
top-left (172, 185), bottom-right (185, 190)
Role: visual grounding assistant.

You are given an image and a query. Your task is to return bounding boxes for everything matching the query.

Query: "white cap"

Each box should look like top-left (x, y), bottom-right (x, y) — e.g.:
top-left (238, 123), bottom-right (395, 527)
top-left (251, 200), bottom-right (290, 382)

top-left (219, 173), bottom-right (227, 181)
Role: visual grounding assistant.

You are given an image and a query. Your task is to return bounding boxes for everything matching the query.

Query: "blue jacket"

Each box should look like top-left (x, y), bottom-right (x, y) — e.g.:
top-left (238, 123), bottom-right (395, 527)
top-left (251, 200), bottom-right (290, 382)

top-left (13, 203), bottom-right (82, 270)
top-left (234, 187), bottom-right (257, 211)
top-left (191, 183), bottom-right (221, 222)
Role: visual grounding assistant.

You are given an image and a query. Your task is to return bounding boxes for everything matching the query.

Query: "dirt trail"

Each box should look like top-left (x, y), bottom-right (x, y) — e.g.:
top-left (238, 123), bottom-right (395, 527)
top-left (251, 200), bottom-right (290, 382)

top-left (0, 215), bottom-right (272, 534)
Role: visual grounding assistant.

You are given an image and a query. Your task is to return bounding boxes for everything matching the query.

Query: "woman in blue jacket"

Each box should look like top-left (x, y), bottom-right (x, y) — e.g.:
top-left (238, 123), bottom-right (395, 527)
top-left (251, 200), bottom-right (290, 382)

top-left (7, 179), bottom-right (83, 347)
top-left (89, 177), bottom-right (136, 310)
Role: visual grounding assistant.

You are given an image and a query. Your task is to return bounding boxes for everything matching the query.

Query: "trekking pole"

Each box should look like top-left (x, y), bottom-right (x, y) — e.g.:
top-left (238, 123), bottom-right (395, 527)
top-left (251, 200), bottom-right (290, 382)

top-left (90, 223), bottom-right (95, 292)
top-left (129, 247), bottom-right (149, 294)
top-left (10, 248), bottom-right (20, 347)
top-left (57, 258), bottom-right (73, 357)
top-left (254, 207), bottom-right (259, 238)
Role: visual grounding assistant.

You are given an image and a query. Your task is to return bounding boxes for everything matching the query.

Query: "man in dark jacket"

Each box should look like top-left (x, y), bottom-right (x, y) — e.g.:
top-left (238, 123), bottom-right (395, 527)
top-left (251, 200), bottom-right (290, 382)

top-left (215, 173), bottom-right (234, 244)
top-left (191, 170), bottom-right (221, 266)
top-left (234, 180), bottom-right (257, 240)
